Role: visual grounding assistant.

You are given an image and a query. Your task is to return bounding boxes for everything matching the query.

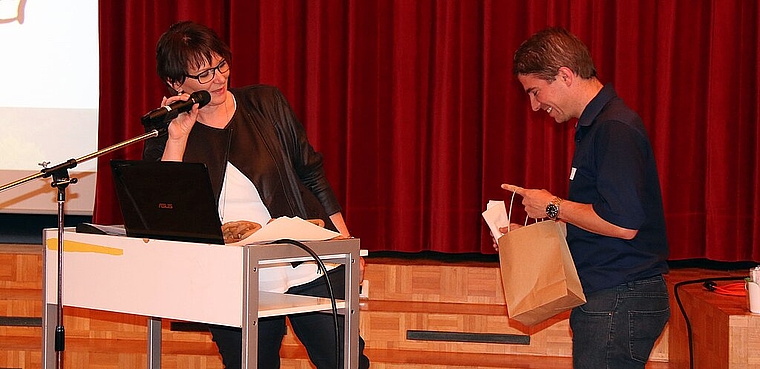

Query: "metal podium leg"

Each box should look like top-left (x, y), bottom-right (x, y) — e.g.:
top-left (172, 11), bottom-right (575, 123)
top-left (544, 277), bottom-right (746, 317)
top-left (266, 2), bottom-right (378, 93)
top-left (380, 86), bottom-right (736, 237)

top-left (242, 247), bottom-right (259, 369)
top-left (344, 247), bottom-right (360, 369)
top-left (148, 317), bottom-right (162, 369)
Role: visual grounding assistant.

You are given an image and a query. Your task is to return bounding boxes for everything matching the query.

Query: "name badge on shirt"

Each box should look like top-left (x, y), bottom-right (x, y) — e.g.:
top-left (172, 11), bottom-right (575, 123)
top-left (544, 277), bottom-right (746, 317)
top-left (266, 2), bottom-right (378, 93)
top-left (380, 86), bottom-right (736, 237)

top-left (570, 167), bottom-right (577, 180)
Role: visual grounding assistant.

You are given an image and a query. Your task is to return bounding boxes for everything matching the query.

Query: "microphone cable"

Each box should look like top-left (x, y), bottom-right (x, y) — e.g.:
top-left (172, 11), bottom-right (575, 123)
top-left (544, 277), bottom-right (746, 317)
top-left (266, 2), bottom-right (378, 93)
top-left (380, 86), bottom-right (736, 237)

top-left (673, 276), bottom-right (747, 369)
top-left (271, 239), bottom-right (341, 369)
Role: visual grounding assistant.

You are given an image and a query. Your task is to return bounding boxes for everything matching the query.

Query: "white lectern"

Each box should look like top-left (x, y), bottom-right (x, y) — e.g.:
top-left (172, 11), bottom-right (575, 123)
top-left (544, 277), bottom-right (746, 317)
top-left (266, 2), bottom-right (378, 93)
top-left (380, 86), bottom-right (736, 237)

top-left (42, 229), bottom-right (360, 368)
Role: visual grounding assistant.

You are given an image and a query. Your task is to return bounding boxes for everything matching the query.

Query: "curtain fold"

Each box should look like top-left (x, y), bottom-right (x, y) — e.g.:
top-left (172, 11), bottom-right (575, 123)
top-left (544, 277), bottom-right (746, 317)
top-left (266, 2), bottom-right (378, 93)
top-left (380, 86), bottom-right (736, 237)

top-left (94, 0), bottom-right (760, 261)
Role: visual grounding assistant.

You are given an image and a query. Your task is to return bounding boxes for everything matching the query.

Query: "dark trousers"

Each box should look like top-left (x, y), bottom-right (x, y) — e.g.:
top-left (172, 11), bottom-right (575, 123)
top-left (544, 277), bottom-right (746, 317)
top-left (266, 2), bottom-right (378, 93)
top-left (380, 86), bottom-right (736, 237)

top-left (570, 274), bottom-right (670, 369)
top-left (209, 266), bottom-right (371, 369)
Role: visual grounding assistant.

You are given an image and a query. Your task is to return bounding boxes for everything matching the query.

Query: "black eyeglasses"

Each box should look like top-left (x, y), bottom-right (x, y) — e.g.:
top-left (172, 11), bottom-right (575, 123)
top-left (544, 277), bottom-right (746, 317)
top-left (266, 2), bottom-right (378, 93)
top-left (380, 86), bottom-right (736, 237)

top-left (185, 60), bottom-right (229, 84)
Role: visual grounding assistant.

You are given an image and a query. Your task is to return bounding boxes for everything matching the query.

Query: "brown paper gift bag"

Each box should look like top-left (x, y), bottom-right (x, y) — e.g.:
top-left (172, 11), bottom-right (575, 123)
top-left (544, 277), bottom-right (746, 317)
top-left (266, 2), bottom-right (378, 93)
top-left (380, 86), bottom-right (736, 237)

top-left (497, 220), bottom-right (586, 326)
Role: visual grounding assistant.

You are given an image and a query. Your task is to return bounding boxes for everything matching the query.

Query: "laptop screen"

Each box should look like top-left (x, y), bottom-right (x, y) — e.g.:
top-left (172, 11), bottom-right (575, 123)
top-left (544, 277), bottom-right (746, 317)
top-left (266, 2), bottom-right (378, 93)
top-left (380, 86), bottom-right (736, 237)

top-left (110, 160), bottom-right (225, 245)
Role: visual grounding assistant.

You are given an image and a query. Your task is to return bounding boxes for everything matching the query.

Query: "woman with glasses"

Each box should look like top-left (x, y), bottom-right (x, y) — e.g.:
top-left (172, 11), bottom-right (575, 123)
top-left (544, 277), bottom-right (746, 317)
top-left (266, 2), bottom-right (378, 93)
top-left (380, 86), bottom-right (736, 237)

top-left (142, 20), bottom-right (370, 369)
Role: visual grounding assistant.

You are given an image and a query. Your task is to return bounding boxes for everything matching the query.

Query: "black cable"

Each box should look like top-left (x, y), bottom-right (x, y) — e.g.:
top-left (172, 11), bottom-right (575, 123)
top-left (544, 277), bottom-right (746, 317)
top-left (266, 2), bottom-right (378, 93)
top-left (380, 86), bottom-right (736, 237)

top-left (271, 239), bottom-right (341, 369)
top-left (673, 276), bottom-right (746, 369)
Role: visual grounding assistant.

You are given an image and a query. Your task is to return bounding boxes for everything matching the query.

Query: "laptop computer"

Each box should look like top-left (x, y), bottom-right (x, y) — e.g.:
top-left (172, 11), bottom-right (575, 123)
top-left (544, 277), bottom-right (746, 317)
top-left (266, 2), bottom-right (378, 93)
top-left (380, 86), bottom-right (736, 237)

top-left (110, 160), bottom-right (225, 244)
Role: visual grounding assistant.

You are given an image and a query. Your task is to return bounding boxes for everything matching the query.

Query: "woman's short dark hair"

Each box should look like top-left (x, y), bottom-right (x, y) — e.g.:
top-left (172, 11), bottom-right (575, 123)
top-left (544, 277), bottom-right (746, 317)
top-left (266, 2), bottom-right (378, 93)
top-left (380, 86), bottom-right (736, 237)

top-left (156, 21), bottom-right (232, 88)
top-left (513, 27), bottom-right (597, 81)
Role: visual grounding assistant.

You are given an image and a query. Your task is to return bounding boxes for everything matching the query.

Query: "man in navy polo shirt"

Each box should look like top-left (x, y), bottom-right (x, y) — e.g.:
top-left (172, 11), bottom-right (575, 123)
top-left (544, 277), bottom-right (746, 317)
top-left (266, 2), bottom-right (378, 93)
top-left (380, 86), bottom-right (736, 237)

top-left (502, 27), bottom-right (669, 369)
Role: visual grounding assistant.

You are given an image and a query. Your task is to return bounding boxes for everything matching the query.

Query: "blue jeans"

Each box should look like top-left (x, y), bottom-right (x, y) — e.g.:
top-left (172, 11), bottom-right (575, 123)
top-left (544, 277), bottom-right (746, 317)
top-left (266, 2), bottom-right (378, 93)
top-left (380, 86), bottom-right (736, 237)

top-left (570, 274), bottom-right (670, 369)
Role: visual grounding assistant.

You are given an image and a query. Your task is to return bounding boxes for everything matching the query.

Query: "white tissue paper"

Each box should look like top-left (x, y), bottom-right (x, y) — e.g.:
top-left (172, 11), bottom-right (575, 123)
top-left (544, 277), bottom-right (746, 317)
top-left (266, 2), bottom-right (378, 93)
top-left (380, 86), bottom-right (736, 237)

top-left (482, 200), bottom-right (509, 240)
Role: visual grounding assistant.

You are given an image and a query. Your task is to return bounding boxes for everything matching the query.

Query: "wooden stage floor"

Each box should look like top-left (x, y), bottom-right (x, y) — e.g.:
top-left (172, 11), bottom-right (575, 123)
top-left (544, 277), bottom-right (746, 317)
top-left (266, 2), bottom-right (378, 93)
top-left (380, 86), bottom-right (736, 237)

top-left (2, 243), bottom-right (758, 368)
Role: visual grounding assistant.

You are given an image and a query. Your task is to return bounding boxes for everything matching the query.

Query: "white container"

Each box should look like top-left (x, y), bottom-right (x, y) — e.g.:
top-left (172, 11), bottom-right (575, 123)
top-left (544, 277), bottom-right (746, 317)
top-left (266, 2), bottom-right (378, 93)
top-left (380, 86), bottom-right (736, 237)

top-left (747, 281), bottom-right (760, 314)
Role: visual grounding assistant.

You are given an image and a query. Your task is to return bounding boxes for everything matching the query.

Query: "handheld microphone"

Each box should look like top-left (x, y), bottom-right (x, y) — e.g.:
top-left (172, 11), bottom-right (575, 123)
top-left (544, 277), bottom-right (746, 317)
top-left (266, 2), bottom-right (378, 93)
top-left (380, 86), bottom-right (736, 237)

top-left (141, 90), bottom-right (212, 128)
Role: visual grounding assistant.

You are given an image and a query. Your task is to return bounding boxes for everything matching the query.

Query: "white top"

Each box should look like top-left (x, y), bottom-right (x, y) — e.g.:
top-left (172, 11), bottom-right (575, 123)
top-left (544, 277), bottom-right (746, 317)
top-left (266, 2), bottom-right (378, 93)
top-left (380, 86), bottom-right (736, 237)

top-left (218, 162), bottom-right (270, 225)
top-left (219, 162), bottom-right (333, 293)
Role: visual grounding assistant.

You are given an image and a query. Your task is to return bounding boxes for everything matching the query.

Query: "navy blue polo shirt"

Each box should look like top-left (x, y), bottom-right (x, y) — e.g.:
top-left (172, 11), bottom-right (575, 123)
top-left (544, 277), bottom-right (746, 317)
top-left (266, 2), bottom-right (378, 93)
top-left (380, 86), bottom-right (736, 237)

top-left (567, 84), bottom-right (669, 294)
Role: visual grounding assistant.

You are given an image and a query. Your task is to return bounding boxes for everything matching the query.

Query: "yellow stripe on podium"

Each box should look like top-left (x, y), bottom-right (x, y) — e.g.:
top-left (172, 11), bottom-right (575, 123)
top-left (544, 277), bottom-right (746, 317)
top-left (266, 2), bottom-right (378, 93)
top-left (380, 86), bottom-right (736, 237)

top-left (46, 238), bottom-right (124, 255)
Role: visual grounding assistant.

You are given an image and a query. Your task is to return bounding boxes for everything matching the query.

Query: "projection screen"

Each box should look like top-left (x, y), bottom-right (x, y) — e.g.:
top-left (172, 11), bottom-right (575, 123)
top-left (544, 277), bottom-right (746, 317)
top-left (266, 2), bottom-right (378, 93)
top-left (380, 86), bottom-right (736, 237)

top-left (0, 0), bottom-right (99, 215)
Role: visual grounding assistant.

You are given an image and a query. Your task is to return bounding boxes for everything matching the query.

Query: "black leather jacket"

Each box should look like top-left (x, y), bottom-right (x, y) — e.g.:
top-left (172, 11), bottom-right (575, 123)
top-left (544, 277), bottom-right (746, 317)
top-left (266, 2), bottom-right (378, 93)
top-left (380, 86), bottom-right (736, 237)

top-left (143, 85), bottom-right (341, 231)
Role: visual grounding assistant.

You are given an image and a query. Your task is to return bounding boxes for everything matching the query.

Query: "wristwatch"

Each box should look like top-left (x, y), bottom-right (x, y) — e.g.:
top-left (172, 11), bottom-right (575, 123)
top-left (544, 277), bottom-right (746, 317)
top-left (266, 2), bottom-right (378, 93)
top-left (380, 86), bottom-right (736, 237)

top-left (545, 197), bottom-right (562, 220)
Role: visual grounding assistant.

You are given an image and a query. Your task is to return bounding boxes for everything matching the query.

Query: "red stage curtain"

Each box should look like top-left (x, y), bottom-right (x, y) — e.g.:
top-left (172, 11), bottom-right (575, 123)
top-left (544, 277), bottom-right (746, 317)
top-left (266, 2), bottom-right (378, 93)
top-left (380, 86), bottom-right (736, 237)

top-left (94, 0), bottom-right (760, 261)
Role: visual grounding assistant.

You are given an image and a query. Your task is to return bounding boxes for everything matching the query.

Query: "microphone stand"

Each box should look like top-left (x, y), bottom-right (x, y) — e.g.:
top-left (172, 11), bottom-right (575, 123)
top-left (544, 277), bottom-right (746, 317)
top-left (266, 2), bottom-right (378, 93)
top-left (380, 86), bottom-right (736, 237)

top-left (0, 128), bottom-right (164, 369)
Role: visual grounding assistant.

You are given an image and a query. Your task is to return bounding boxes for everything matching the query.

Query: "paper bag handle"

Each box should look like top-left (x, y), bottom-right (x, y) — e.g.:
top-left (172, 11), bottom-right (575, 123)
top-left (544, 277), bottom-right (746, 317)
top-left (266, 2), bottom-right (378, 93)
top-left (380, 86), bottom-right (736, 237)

top-left (506, 190), bottom-right (532, 232)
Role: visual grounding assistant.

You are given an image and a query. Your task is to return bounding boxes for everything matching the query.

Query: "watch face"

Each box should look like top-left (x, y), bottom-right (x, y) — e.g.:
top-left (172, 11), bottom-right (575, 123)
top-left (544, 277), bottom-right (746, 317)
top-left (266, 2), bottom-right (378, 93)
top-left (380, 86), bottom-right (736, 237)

top-left (546, 203), bottom-right (559, 219)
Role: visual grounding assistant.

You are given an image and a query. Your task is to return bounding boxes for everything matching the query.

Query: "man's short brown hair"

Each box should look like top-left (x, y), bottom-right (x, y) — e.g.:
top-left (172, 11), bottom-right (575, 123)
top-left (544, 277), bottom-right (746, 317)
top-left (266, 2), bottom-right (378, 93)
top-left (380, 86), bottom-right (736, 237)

top-left (513, 27), bottom-right (597, 81)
